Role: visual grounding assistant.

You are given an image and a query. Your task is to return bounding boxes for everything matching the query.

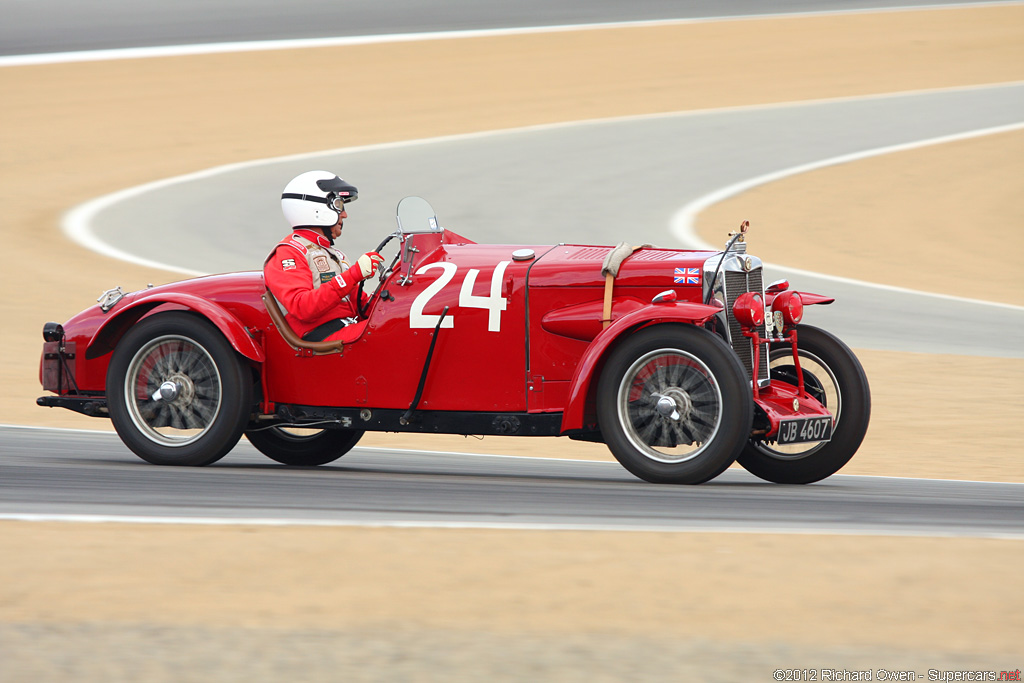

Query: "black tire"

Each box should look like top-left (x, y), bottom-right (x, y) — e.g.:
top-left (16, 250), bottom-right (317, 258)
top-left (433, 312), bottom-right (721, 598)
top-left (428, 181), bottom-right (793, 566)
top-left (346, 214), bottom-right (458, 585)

top-left (245, 427), bottom-right (364, 466)
top-left (596, 324), bottom-right (754, 484)
top-left (106, 312), bottom-right (253, 466)
top-left (738, 324), bottom-right (871, 484)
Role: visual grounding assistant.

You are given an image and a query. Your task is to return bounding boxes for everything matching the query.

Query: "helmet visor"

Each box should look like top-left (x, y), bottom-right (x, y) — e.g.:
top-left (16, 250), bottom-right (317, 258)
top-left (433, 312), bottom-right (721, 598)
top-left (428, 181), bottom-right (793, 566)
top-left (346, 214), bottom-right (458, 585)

top-left (316, 176), bottom-right (358, 204)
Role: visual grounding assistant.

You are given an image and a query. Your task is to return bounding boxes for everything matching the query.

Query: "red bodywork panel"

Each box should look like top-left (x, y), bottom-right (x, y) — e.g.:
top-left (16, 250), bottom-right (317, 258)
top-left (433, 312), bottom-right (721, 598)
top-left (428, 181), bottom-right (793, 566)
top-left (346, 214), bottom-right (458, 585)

top-left (41, 273), bottom-right (270, 393)
top-left (264, 238), bottom-right (533, 411)
top-left (40, 226), bottom-right (832, 437)
top-left (90, 288), bottom-right (265, 362)
top-left (525, 245), bottom-right (716, 415)
top-left (754, 381), bottom-right (833, 439)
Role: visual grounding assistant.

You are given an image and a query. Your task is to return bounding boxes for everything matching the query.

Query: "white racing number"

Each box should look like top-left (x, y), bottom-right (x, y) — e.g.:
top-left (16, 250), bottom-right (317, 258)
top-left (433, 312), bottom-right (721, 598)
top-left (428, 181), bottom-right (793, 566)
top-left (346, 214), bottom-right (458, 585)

top-left (410, 261), bottom-right (511, 332)
top-left (409, 262), bottom-right (456, 329)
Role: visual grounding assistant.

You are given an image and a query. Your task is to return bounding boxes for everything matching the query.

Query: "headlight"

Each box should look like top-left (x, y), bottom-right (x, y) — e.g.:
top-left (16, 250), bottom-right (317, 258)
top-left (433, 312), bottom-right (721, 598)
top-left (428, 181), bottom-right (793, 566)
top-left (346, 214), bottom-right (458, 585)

top-left (773, 290), bottom-right (804, 327)
top-left (731, 292), bottom-right (764, 329)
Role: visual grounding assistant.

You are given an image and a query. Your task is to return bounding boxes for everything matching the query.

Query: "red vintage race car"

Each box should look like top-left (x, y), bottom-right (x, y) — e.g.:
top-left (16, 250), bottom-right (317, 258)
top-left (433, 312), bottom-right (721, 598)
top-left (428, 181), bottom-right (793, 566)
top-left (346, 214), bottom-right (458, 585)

top-left (39, 197), bottom-right (870, 485)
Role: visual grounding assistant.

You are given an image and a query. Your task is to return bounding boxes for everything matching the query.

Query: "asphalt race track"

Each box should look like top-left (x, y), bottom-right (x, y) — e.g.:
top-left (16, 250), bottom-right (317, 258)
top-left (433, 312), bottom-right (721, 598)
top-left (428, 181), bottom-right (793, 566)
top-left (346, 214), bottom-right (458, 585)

top-left (5, 0), bottom-right (1022, 536)
top-left (2, 426), bottom-right (1022, 537)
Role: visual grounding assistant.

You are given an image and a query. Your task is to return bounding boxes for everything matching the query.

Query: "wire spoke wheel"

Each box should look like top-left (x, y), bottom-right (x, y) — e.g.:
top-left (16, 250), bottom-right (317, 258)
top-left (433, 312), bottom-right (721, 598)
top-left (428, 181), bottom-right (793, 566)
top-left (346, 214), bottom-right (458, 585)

top-left (107, 312), bottom-right (252, 466)
top-left (126, 335), bottom-right (223, 446)
top-left (597, 325), bottom-right (753, 485)
top-left (618, 349), bottom-right (723, 464)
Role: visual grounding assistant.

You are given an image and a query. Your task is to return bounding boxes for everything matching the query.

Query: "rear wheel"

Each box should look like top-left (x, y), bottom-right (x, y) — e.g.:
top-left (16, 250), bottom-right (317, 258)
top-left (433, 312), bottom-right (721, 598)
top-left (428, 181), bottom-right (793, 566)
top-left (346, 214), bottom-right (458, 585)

top-left (596, 325), bottom-right (753, 484)
top-left (738, 324), bottom-right (870, 484)
top-left (106, 312), bottom-right (253, 466)
top-left (245, 427), bottom-right (364, 466)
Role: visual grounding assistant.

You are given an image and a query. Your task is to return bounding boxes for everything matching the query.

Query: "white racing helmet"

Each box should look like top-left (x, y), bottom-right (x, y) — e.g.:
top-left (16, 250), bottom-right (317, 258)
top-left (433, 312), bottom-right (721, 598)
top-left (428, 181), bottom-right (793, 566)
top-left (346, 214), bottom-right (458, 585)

top-left (281, 171), bottom-right (358, 230)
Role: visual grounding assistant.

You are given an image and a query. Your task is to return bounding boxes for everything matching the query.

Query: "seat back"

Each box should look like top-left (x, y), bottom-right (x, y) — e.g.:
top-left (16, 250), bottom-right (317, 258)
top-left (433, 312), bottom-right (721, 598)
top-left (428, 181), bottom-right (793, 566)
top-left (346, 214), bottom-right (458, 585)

top-left (262, 291), bottom-right (346, 355)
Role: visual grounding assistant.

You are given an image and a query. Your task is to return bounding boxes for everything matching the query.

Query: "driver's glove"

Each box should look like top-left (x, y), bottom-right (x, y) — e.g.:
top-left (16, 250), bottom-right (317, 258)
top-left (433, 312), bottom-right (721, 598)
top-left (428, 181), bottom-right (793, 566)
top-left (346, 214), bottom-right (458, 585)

top-left (349, 252), bottom-right (385, 281)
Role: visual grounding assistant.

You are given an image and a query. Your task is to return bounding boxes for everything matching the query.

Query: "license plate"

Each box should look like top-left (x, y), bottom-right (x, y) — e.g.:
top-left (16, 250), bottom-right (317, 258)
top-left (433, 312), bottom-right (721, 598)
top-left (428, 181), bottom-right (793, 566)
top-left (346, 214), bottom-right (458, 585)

top-left (777, 416), bottom-right (833, 444)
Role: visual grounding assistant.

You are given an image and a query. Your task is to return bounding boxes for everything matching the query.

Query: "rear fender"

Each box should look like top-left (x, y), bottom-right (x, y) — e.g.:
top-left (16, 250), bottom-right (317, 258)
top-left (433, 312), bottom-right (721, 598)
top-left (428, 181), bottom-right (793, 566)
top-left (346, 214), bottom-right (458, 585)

top-left (559, 301), bottom-right (721, 433)
top-left (87, 293), bottom-right (264, 362)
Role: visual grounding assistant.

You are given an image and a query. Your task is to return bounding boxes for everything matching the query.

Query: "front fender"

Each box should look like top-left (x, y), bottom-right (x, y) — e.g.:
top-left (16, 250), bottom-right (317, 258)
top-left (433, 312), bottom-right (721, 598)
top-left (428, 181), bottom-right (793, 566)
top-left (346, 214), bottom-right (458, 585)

top-left (87, 292), bottom-right (265, 363)
top-left (766, 290), bottom-right (834, 307)
top-left (559, 301), bottom-right (721, 433)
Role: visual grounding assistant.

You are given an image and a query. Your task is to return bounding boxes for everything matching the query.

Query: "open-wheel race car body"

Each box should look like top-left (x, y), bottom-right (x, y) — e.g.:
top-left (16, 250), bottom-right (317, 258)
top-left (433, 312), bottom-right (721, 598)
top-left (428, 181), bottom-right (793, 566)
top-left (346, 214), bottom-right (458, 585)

top-left (39, 198), bottom-right (870, 484)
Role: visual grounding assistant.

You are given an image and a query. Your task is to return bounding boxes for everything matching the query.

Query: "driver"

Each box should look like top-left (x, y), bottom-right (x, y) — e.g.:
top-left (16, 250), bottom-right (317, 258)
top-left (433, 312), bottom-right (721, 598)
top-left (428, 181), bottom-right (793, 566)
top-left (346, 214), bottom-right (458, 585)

top-left (264, 171), bottom-right (385, 342)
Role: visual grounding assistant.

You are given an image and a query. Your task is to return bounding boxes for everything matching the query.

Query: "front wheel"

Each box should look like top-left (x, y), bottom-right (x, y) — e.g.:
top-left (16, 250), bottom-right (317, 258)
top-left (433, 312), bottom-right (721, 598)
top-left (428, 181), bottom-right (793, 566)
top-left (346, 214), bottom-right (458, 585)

top-left (244, 427), bottom-right (364, 466)
top-left (106, 312), bottom-right (253, 466)
top-left (596, 325), bottom-right (754, 485)
top-left (738, 324), bottom-right (871, 484)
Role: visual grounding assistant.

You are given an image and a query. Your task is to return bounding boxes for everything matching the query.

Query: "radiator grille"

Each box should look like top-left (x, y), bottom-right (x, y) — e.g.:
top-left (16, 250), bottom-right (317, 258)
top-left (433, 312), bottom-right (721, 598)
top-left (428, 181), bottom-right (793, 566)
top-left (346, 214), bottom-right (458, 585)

top-left (724, 268), bottom-right (769, 384)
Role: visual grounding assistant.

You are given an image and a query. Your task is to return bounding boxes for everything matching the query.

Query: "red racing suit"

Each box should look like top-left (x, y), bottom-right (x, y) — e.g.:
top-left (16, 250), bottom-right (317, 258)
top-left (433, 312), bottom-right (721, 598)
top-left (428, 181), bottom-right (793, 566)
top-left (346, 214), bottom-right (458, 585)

top-left (263, 229), bottom-right (367, 341)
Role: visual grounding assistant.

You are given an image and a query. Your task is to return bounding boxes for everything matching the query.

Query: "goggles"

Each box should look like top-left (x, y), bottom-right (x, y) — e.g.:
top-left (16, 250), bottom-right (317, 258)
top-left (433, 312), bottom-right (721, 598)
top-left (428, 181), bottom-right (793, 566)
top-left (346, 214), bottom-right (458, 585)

top-left (281, 192), bottom-right (351, 212)
top-left (328, 194), bottom-right (349, 212)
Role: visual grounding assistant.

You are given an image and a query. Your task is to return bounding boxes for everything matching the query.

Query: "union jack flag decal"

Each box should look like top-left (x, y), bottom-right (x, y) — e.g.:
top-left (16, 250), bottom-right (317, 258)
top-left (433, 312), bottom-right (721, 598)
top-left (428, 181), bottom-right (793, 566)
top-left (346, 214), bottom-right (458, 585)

top-left (674, 267), bottom-right (701, 285)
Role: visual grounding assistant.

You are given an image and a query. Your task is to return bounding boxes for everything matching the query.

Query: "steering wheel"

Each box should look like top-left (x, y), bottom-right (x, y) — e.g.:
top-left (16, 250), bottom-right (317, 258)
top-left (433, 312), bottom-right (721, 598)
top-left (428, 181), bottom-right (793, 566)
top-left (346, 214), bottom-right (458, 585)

top-left (357, 232), bottom-right (401, 318)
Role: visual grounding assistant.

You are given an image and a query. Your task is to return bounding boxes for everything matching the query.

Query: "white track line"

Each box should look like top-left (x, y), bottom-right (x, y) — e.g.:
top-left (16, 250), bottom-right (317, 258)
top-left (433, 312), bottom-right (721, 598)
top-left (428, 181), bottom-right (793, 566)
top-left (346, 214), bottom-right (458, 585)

top-left (0, 513), bottom-right (1020, 539)
top-left (670, 121), bottom-right (1024, 312)
top-left (3, 2), bottom-right (1021, 68)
